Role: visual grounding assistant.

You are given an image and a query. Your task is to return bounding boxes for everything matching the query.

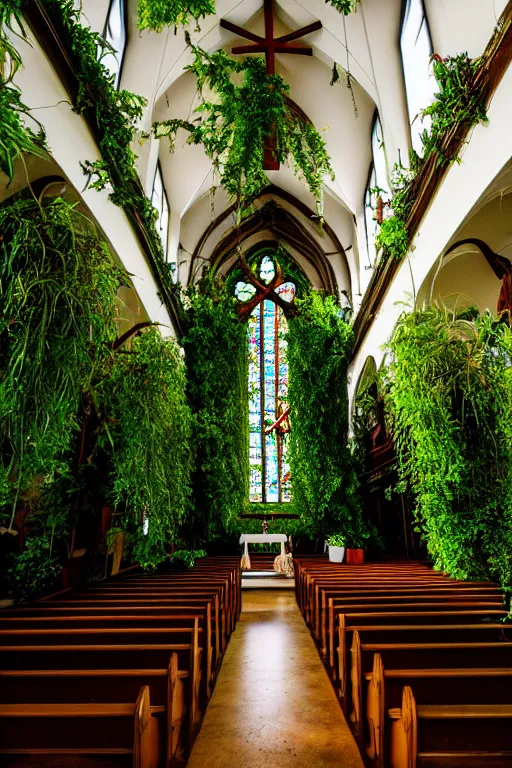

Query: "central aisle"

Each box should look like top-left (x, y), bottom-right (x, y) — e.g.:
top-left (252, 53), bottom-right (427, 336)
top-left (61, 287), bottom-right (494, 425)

top-left (187, 589), bottom-right (364, 768)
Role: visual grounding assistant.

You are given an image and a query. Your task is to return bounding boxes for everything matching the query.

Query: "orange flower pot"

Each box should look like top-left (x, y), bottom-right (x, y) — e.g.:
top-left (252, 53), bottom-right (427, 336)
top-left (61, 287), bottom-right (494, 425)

top-left (346, 548), bottom-right (365, 565)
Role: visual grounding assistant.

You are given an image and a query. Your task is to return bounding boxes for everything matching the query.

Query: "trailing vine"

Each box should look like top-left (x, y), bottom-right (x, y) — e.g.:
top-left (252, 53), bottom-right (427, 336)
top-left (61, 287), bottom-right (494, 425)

top-left (0, 197), bottom-right (124, 531)
top-left (94, 329), bottom-right (193, 570)
top-left (0, 196), bottom-right (126, 597)
top-left (138, 0), bottom-right (216, 31)
top-left (384, 306), bottom-right (512, 590)
top-left (183, 274), bottom-right (249, 541)
top-left (152, 42), bottom-right (334, 218)
top-left (287, 292), bottom-right (364, 540)
top-left (0, 3), bottom-right (47, 177)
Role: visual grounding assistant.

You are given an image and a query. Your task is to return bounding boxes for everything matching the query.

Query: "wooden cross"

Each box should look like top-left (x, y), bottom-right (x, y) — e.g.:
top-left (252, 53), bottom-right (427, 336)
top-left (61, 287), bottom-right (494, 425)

top-left (220, 0), bottom-right (321, 170)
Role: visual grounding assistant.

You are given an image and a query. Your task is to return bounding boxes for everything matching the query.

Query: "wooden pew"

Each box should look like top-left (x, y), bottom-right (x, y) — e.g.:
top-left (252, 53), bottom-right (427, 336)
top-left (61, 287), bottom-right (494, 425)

top-left (317, 586), bottom-right (503, 647)
top-left (312, 580), bottom-right (499, 636)
top-left (35, 594), bottom-right (221, 668)
top-left (389, 685), bottom-right (512, 768)
top-left (364, 650), bottom-right (512, 766)
top-left (0, 625), bottom-right (202, 727)
top-left (73, 583), bottom-right (230, 653)
top-left (323, 597), bottom-right (504, 665)
top-left (0, 610), bottom-right (214, 704)
top-left (350, 630), bottom-right (512, 762)
top-left (0, 653), bottom-right (189, 766)
top-left (0, 684), bottom-right (160, 768)
top-left (336, 617), bottom-right (512, 707)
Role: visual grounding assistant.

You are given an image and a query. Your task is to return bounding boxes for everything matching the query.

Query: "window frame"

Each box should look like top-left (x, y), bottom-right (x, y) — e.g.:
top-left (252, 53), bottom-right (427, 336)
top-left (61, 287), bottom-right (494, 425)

top-left (399, 0), bottom-right (435, 154)
top-left (102, 0), bottom-right (128, 90)
top-left (151, 162), bottom-right (170, 261)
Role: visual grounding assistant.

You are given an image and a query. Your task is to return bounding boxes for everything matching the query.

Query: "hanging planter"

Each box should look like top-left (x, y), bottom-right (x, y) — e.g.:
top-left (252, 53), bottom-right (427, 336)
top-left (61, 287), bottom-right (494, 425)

top-left (152, 42), bottom-right (334, 219)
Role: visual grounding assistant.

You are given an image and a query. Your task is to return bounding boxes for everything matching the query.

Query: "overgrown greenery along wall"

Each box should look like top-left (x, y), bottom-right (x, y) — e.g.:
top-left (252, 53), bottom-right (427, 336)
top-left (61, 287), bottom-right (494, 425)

top-left (94, 329), bottom-right (192, 571)
top-left (183, 275), bottom-right (249, 542)
top-left (0, 197), bottom-right (125, 599)
top-left (287, 292), bottom-right (365, 542)
top-left (373, 52), bottom-right (489, 267)
top-left (0, 192), bottom-right (193, 598)
top-left (384, 306), bottom-right (512, 591)
top-left (0, 4), bottom-right (47, 177)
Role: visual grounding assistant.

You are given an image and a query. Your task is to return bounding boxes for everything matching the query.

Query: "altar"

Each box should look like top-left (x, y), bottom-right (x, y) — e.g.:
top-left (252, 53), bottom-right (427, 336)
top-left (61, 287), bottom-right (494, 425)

top-left (239, 533), bottom-right (288, 571)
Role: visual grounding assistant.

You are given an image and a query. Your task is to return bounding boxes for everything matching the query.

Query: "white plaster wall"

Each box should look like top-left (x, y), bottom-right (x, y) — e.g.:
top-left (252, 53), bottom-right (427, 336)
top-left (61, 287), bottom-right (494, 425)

top-left (348, 62), bottom-right (512, 411)
top-left (425, 0), bottom-right (508, 59)
top-left (12, 27), bottom-right (174, 336)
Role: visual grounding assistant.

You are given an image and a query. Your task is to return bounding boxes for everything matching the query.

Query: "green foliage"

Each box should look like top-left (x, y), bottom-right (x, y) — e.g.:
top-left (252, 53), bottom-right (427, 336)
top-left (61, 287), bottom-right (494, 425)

top-left (153, 44), bottom-right (334, 218)
top-left (375, 215), bottom-right (409, 263)
top-left (326, 0), bottom-right (359, 13)
top-left (138, 0), bottom-right (216, 30)
top-left (420, 53), bottom-right (488, 165)
top-left (0, 3), bottom-right (47, 177)
top-left (287, 292), bottom-right (364, 539)
top-left (171, 548), bottom-right (206, 568)
top-left (4, 535), bottom-right (61, 602)
top-left (327, 533), bottom-right (346, 547)
top-left (385, 306), bottom-right (512, 590)
top-left (35, 0), bottom-right (164, 260)
top-left (184, 275), bottom-right (249, 541)
top-left (0, 197), bottom-right (124, 535)
top-left (94, 329), bottom-right (192, 570)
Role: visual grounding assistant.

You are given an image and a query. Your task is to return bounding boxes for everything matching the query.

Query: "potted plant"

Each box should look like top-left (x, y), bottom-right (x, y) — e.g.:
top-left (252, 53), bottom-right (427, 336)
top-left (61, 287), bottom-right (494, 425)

top-left (326, 534), bottom-right (346, 563)
top-left (345, 528), bottom-right (370, 565)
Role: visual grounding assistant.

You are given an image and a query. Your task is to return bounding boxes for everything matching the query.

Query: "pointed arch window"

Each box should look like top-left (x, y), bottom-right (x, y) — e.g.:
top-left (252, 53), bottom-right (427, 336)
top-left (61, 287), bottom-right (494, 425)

top-left (151, 164), bottom-right (170, 260)
top-left (400, 0), bottom-right (436, 154)
top-left (102, 0), bottom-right (127, 89)
top-left (234, 253), bottom-right (296, 504)
top-left (364, 115), bottom-right (390, 266)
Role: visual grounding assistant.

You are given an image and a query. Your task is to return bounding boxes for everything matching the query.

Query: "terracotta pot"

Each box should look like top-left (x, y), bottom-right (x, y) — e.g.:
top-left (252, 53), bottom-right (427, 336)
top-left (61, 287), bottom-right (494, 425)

top-left (346, 548), bottom-right (364, 565)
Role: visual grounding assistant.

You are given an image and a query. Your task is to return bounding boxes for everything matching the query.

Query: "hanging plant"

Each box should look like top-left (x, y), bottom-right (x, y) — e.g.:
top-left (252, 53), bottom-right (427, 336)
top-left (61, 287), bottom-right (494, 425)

top-left (152, 42), bottom-right (334, 218)
top-left (0, 4), bottom-right (47, 177)
top-left (287, 291), bottom-right (365, 540)
top-left (420, 52), bottom-right (488, 165)
top-left (183, 273), bottom-right (249, 541)
top-left (384, 306), bottom-right (512, 590)
top-left (138, 0), bottom-right (216, 31)
top-left (93, 329), bottom-right (193, 570)
top-left (326, 0), bottom-right (359, 14)
top-left (0, 196), bottom-right (125, 539)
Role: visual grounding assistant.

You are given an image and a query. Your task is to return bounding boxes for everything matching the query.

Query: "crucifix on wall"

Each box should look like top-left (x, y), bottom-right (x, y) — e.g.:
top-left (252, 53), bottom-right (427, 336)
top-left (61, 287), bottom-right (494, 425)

top-left (220, 0), bottom-right (321, 170)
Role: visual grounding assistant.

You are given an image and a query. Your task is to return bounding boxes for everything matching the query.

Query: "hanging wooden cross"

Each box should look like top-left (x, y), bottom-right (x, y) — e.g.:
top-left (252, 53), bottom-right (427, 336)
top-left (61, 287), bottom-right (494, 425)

top-left (220, 0), bottom-right (321, 170)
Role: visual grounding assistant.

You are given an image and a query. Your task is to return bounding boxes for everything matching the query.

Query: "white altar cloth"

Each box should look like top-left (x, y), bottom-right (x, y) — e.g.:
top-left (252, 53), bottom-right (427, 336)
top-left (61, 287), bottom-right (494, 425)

top-left (239, 534), bottom-right (287, 545)
top-left (239, 534), bottom-right (287, 571)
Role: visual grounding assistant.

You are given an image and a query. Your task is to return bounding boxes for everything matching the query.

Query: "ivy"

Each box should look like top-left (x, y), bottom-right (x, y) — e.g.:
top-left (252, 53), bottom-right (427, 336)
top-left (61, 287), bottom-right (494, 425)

top-left (0, 3), bottom-right (47, 177)
top-left (94, 329), bottom-right (193, 571)
top-left (420, 53), bottom-right (488, 165)
top-left (183, 275), bottom-right (249, 541)
top-left (138, 0), bottom-right (216, 31)
top-left (287, 292), bottom-right (365, 541)
top-left (153, 43), bottom-right (334, 218)
top-left (384, 306), bottom-right (512, 590)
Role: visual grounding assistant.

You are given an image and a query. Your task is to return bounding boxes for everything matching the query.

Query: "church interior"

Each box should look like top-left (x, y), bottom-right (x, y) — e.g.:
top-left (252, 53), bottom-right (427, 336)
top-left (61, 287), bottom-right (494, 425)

top-left (1, 0), bottom-right (512, 765)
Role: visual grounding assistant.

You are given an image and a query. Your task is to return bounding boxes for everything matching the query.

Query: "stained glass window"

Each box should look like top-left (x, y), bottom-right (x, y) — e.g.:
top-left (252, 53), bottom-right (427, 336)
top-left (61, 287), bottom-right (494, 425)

top-left (241, 259), bottom-right (295, 503)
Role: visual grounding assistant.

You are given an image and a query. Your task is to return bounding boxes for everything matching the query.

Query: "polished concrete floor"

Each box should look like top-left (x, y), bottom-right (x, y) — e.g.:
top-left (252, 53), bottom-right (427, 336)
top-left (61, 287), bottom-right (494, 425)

top-left (187, 590), bottom-right (364, 768)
